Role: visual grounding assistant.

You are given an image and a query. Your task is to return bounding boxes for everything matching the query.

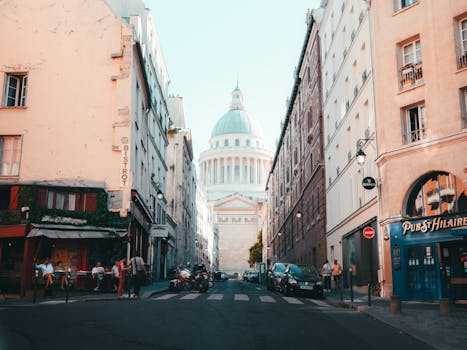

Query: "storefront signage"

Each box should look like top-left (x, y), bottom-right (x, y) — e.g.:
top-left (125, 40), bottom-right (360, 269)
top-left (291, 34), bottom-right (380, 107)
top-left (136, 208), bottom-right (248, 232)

top-left (121, 137), bottom-right (130, 187)
top-left (362, 176), bottom-right (376, 190)
top-left (402, 214), bottom-right (467, 235)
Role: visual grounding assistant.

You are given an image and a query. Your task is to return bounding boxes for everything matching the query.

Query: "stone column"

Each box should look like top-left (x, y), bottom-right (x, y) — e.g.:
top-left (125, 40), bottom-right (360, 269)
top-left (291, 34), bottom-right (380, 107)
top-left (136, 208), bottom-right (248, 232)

top-left (247, 158), bottom-right (251, 184)
top-left (217, 158), bottom-right (221, 184)
top-left (253, 157), bottom-right (257, 185)
top-left (224, 158), bottom-right (227, 184)
top-left (239, 157), bottom-right (243, 183)
top-left (231, 158), bottom-right (235, 183)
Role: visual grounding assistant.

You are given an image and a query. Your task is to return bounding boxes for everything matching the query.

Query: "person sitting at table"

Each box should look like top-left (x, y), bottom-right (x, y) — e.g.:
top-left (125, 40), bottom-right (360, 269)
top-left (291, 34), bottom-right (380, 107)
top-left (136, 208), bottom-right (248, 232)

top-left (35, 258), bottom-right (54, 289)
top-left (54, 261), bottom-right (68, 290)
top-left (91, 261), bottom-right (105, 291)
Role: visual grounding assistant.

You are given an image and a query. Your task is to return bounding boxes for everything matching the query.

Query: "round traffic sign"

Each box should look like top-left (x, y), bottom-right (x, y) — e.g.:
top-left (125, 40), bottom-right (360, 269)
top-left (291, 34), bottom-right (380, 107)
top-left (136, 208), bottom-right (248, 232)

top-left (363, 227), bottom-right (375, 239)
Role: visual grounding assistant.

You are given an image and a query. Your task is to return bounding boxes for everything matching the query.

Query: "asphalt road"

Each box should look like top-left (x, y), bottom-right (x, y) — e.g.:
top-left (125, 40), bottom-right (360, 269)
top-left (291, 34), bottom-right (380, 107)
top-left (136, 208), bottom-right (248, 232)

top-left (0, 280), bottom-right (433, 350)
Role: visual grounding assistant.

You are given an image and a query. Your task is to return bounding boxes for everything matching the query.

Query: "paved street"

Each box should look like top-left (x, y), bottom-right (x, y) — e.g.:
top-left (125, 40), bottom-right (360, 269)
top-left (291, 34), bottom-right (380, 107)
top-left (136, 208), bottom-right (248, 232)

top-left (0, 280), bottom-right (432, 350)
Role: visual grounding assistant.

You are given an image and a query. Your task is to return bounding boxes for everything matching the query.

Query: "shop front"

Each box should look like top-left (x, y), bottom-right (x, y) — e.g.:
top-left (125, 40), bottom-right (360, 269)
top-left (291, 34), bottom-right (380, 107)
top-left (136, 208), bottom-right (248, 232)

top-left (342, 218), bottom-right (379, 290)
top-left (22, 224), bottom-right (127, 295)
top-left (390, 214), bottom-right (467, 301)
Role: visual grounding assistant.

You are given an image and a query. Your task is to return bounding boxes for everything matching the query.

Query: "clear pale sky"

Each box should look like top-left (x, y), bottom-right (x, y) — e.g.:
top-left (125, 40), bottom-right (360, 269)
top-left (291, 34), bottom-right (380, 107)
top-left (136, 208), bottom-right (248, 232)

top-left (148, 0), bottom-right (321, 171)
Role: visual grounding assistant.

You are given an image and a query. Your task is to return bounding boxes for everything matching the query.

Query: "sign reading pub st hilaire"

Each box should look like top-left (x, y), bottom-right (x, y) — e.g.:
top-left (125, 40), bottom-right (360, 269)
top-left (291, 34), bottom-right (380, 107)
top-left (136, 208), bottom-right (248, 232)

top-left (401, 213), bottom-right (467, 236)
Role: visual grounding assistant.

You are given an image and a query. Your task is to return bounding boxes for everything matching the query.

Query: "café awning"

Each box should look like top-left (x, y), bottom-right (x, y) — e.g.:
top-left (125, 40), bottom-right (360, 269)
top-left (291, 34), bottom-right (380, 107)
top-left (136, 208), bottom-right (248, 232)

top-left (27, 224), bottom-right (127, 239)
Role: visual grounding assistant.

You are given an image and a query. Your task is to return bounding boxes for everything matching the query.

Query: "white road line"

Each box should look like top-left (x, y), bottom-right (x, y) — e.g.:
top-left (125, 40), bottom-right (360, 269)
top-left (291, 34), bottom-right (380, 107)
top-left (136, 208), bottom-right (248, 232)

top-left (234, 294), bottom-right (249, 301)
top-left (152, 294), bottom-right (177, 300)
top-left (307, 299), bottom-right (330, 307)
top-left (39, 300), bottom-right (78, 305)
top-left (282, 297), bottom-right (304, 305)
top-left (259, 295), bottom-right (276, 303)
top-left (180, 293), bottom-right (201, 300)
top-left (207, 294), bottom-right (223, 300)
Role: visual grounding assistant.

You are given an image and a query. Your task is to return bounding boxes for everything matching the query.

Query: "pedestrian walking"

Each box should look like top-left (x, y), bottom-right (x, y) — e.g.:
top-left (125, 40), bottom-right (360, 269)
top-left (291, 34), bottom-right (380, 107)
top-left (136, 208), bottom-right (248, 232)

top-left (332, 259), bottom-right (342, 292)
top-left (128, 255), bottom-right (146, 299)
top-left (117, 258), bottom-right (127, 299)
top-left (321, 260), bottom-right (332, 292)
top-left (111, 260), bottom-right (119, 291)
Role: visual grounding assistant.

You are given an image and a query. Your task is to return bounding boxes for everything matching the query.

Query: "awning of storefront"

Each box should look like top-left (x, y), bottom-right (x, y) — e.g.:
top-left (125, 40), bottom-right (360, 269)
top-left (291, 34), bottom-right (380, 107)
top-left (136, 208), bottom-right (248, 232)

top-left (27, 224), bottom-right (127, 239)
top-left (0, 224), bottom-right (28, 238)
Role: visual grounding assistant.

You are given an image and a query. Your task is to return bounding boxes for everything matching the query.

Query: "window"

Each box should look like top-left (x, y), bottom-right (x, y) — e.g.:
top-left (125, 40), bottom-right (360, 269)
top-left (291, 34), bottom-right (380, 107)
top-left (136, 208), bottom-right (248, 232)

top-left (40, 189), bottom-right (97, 212)
top-left (403, 104), bottom-right (425, 144)
top-left (403, 40), bottom-right (421, 66)
top-left (234, 139), bottom-right (240, 147)
top-left (458, 18), bottom-right (467, 69)
top-left (246, 139), bottom-right (251, 147)
top-left (216, 141), bottom-right (219, 148)
top-left (461, 87), bottom-right (467, 128)
top-left (3, 73), bottom-right (28, 107)
top-left (224, 139), bottom-right (229, 147)
top-left (395, 0), bottom-right (418, 11)
top-left (405, 171), bottom-right (467, 217)
top-left (0, 136), bottom-right (22, 176)
top-left (400, 39), bottom-right (423, 88)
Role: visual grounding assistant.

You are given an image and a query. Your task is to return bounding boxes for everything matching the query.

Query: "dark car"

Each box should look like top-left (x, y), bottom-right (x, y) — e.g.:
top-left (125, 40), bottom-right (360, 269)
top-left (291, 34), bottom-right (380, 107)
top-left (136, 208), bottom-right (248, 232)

top-left (279, 264), bottom-right (324, 299)
top-left (267, 262), bottom-right (289, 291)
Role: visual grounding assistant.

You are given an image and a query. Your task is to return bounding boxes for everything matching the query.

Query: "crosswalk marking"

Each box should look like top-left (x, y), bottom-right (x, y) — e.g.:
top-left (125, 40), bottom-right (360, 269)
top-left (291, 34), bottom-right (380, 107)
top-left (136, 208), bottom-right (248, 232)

top-left (153, 294), bottom-right (177, 300)
top-left (259, 296), bottom-right (276, 303)
top-left (234, 294), bottom-right (249, 301)
top-left (207, 294), bottom-right (223, 300)
top-left (180, 293), bottom-right (201, 300)
top-left (307, 299), bottom-right (330, 307)
top-left (282, 297), bottom-right (304, 305)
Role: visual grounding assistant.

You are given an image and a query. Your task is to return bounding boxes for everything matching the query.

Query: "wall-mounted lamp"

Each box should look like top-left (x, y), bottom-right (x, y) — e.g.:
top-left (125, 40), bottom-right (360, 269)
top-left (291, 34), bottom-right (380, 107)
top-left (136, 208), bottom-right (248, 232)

top-left (153, 181), bottom-right (164, 200)
top-left (296, 211), bottom-right (302, 219)
top-left (277, 232), bottom-right (282, 237)
top-left (356, 138), bottom-right (375, 166)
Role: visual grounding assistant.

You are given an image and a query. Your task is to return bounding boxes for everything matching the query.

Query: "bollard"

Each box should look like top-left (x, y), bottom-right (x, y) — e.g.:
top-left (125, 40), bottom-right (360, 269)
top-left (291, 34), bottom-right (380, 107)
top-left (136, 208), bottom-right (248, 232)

top-left (390, 295), bottom-right (401, 314)
top-left (439, 298), bottom-right (450, 316)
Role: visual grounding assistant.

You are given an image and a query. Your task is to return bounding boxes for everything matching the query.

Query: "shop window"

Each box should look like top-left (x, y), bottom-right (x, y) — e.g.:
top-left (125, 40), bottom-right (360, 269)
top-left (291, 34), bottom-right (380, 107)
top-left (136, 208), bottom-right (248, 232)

top-left (405, 171), bottom-right (467, 217)
top-left (0, 186), bottom-right (10, 210)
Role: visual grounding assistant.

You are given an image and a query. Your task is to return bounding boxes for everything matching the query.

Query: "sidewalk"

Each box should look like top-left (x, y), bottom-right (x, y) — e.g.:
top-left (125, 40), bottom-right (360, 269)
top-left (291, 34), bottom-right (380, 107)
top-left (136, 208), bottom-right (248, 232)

top-left (325, 288), bottom-right (467, 350)
top-left (1, 280), bottom-right (169, 305)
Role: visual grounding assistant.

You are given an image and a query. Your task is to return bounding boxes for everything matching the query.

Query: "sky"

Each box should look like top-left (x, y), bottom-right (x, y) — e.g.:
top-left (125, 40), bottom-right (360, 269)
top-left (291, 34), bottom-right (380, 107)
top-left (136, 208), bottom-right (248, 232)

top-left (148, 0), bottom-right (322, 169)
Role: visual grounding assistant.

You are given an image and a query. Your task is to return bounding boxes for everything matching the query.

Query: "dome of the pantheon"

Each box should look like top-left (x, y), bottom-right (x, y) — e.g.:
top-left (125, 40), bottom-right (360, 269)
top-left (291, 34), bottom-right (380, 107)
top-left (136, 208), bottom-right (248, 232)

top-left (210, 86), bottom-right (262, 138)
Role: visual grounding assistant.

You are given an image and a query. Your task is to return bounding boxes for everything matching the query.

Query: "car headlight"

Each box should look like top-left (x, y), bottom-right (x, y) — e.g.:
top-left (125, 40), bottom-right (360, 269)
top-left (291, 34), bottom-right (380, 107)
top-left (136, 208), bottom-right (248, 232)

top-left (288, 278), bottom-right (297, 285)
top-left (316, 281), bottom-right (322, 286)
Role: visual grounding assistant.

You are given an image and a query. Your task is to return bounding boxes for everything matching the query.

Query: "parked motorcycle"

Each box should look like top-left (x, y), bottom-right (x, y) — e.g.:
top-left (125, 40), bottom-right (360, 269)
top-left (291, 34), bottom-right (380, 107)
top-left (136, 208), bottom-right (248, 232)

top-left (168, 264), bottom-right (209, 293)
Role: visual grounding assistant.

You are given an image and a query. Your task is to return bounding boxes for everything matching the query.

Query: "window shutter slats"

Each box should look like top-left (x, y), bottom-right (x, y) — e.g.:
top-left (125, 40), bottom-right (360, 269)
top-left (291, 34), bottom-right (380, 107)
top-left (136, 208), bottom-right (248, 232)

top-left (84, 193), bottom-right (97, 212)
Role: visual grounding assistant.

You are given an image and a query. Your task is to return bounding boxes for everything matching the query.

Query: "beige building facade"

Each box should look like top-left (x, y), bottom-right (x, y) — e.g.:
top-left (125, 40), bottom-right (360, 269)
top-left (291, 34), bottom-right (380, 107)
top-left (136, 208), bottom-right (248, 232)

top-left (371, 0), bottom-right (467, 300)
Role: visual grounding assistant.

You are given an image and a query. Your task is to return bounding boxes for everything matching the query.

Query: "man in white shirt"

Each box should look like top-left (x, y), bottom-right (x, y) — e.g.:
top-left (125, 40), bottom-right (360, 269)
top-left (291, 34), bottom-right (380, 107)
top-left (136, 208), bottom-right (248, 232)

top-left (321, 259), bottom-right (332, 292)
top-left (128, 256), bottom-right (146, 298)
top-left (35, 258), bottom-right (54, 289)
top-left (111, 261), bottom-right (119, 291)
top-left (91, 261), bottom-right (105, 291)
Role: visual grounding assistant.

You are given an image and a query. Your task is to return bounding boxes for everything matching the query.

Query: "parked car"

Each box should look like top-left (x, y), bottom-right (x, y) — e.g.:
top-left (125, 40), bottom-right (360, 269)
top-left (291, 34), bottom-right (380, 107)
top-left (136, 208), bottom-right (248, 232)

top-left (247, 270), bottom-right (259, 283)
top-left (242, 270), bottom-right (250, 281)
top-left (214, 271), bottom-right (228, 281)
top-left (266, 262), bottom-right (289, 291)
top-left (279, 264), bottom-right (324, 299)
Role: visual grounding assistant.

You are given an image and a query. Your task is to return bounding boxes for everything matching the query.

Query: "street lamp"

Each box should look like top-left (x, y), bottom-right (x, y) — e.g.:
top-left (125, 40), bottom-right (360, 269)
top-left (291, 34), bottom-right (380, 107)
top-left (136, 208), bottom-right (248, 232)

top-left (296, 211), bottom-right (302, 219)
top-left (356, 149), bottom-right (366, 166)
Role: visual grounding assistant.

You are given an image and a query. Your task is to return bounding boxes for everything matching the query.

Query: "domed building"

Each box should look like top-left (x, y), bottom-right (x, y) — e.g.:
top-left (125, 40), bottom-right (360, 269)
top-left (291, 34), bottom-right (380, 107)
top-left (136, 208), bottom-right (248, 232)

top-left (199, 85), bottom-right (272, 275)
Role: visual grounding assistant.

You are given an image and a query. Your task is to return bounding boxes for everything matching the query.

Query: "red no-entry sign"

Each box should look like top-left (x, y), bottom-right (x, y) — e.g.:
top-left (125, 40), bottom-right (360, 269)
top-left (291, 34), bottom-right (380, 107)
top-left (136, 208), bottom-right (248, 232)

top-left (363, 227), bottom-right (375, 239)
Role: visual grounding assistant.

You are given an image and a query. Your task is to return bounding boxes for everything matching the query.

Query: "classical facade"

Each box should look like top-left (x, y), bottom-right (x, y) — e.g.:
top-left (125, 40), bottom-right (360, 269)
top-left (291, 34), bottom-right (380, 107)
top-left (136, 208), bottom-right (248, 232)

top-left (319, 0), bottom-right (379, 292)
top-left (199, 86), bottom-right (272, 274)
top-left (0, 0), bottom-right (170, 295)
top-left (267, 9), bottom-right (326, 268)
top-left (371, 0), bottom-right (467, 300)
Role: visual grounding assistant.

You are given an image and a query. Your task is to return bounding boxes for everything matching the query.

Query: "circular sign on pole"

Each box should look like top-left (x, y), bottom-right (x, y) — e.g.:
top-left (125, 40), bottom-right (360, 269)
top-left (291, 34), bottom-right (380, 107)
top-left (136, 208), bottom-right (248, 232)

top-left (363, 227), bottom-right (375, 239)
top-left (362, 176), bottom-right (376, 190)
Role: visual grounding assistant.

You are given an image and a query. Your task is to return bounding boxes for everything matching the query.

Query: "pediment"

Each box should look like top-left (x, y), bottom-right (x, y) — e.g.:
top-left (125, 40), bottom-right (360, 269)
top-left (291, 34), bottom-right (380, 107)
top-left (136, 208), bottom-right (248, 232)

top-left (214, 194), bottom-right (257, 210)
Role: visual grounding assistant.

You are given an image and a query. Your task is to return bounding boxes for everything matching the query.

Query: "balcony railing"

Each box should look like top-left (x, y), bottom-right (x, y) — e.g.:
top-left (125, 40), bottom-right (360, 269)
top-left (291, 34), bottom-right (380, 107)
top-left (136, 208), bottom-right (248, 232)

top-left (400, 62), bottom-right (423, 89)
top-left (405, 127), bottom-right (424, 144)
